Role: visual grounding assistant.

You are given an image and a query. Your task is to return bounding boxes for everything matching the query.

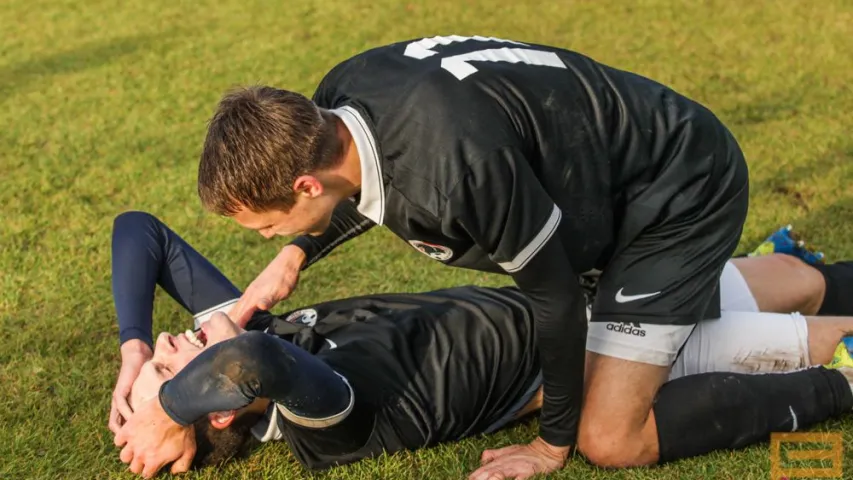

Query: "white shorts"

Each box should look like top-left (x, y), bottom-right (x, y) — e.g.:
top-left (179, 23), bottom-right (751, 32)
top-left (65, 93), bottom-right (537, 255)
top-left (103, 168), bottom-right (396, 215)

top-left (588, 261), bottom-right (812, 373)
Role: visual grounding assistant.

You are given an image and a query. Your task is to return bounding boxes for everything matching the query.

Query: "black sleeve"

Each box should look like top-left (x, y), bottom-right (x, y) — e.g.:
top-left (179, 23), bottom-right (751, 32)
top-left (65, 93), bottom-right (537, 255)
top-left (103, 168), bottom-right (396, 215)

top-left (290, 200), bottom-right (375, 269)
top-left (159, 331), bottom-right (352, 427)
top-left (450, 146), bottom-right (586, 446)
top-left (510, 234), bottom-right (586, 447)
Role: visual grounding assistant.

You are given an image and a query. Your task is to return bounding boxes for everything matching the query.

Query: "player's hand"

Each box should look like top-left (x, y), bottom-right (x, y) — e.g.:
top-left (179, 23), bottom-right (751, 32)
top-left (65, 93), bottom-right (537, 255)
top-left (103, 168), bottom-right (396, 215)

top-left (115, 396), bottom-right (196, 479)
top-left (109, 340), bottom-right (153, 436)
top-left (229, 245), bottom-right (307, 327)
top-left (468, 437), bottom-right (568, 480)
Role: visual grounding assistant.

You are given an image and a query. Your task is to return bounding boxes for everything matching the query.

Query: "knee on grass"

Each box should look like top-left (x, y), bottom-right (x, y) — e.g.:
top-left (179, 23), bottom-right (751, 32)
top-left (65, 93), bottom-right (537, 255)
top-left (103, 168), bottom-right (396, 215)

top-left (577, 421), bottom-right (655, 468)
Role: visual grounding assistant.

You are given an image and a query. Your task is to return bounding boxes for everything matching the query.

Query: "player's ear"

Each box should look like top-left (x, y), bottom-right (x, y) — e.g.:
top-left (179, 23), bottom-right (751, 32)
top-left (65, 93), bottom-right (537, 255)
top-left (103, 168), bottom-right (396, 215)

top-left (293, 175), bottom-right (324, 198)
top-left (208, 410), bottom-right (238, 429)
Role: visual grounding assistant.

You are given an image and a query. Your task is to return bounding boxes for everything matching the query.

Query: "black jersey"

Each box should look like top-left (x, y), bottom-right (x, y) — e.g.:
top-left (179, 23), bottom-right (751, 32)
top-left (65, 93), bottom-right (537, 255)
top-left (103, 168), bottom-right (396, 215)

top-left (296, 34), bottom-right (733, 276)
top-left (249, 286), bottom-right (541, 469)
top-left (290, 35), bottom-right (747, 446)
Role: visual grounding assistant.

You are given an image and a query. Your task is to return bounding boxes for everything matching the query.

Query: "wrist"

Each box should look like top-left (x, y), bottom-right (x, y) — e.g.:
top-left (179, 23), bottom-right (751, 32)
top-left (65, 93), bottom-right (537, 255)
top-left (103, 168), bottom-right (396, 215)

top-left (533, 437), bottom-right (572, 460)
top-left (120, 339), bottom-right (153, 359)
top-left (281, 244), bottom-right (307, 269)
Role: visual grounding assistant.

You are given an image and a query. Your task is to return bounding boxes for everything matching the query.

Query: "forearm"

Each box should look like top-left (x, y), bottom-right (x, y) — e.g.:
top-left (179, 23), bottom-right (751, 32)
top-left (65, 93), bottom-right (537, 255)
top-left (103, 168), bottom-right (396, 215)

top-left (159, 331), bottom-right (352, 427)
top-left (290, 200), bottom-right (374, 268)
top-left (511, 235), bottom-right (587, 447)
top-left (112, 215), bottom-right (163, 347)
top-left (112, 212), bottom-right (242, 346)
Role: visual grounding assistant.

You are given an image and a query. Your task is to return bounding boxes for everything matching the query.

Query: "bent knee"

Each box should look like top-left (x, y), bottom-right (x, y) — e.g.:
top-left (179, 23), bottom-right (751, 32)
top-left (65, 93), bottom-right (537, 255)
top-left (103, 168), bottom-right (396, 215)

top-left (771, 253), bottom-right (824, 309)
top-left (578, 423), bottom-right (656, 468)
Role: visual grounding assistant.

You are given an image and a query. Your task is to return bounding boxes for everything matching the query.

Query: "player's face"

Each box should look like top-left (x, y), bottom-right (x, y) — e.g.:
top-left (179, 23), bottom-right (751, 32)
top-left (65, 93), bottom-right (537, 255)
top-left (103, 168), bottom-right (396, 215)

top-left (231, 195), bottom-right (338, 238)
top-left (129, 313), bottom-right (244, 410)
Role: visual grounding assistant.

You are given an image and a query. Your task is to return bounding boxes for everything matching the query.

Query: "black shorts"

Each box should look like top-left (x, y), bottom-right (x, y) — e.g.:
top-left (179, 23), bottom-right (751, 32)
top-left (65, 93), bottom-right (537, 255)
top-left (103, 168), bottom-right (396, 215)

top-left (587, 121), bottom-right (750, 365)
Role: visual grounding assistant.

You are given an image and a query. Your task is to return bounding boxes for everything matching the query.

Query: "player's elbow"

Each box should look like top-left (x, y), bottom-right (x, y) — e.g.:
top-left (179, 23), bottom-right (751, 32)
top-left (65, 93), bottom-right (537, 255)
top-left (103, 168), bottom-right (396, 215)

top-left (112, 210), bottom-right (162, 237)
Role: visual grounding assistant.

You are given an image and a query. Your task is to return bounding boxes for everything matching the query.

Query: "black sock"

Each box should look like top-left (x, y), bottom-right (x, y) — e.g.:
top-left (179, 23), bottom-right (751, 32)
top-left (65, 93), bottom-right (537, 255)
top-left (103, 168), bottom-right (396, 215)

top-left (654, 367), bottom-right (852, 463)
top-left (812, 262), bottom-right (853, 316)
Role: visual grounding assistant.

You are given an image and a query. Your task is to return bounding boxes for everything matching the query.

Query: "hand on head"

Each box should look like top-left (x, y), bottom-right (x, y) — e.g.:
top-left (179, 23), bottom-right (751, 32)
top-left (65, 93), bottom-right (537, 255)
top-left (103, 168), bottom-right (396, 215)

top-left (115, 312), bottom-right (245, 477)
top-left (110, 340), bottom-right (153, 436)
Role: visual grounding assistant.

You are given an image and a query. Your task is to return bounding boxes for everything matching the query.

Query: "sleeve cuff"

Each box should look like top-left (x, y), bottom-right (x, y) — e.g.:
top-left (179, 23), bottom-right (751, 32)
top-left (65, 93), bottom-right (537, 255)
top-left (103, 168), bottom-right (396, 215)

top-left (497, 205), bottom-right (562, 273)
top-left (277, 373), bottom-right (355, 429)
top-left (158, 380), bottom-right (193, 426)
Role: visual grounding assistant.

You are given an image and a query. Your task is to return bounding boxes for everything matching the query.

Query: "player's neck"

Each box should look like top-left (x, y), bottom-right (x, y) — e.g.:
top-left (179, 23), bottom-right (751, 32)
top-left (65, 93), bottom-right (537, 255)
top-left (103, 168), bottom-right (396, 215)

top-left (321, 115), bottom-right (363, 199)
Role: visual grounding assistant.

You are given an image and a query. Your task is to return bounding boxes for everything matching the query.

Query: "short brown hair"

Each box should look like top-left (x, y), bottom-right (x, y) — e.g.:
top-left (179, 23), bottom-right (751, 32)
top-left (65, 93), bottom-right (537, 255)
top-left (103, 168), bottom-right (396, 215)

top-left (191, 411), bottom-right (263, 469)
top-left (198, 86), bottom-right (342, 215)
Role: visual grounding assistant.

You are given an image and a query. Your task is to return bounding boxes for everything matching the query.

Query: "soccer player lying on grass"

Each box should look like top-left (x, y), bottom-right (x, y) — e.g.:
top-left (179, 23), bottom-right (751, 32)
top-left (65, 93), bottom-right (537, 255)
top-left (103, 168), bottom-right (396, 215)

top-left (111, 211), bottom-right (853, 477)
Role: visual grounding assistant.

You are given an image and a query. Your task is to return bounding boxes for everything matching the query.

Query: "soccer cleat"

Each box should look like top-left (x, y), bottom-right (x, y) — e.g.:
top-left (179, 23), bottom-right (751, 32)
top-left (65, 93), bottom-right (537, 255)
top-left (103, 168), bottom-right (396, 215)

top-left (844, 336), bottom-right (853, 355)
top-left (824, 342), bottom-right (853, 370)
top-left (748, 225), bottom-right (826, 265)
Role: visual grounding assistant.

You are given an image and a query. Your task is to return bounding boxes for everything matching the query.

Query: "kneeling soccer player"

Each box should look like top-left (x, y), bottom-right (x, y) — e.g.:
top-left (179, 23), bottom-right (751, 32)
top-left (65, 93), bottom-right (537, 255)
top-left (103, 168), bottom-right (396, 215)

top-left (111, 211), bottom-right (853, 476)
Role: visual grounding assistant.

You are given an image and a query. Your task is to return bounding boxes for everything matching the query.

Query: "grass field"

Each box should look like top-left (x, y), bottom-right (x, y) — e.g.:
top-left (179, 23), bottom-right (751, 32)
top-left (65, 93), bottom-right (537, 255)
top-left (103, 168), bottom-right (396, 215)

top-left (3, 0), bottom-right (853, 478)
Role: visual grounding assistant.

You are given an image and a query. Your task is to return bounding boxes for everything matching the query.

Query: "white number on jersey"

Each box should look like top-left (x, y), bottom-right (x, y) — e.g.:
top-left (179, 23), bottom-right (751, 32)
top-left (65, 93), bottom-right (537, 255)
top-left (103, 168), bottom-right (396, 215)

top-left (403, 35), bottom-right (566, 80)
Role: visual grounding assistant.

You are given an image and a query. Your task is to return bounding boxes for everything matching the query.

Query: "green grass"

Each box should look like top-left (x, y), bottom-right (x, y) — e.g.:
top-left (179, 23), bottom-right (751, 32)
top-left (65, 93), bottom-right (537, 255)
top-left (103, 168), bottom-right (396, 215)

top-left (2, 0), bottom-right (853, 478)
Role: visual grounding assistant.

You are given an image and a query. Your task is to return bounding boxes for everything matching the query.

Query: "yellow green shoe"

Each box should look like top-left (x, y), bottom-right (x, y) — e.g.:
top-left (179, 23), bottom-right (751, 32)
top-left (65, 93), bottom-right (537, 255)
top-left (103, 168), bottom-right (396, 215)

top-left (825, 342), bottom-right (853, 370)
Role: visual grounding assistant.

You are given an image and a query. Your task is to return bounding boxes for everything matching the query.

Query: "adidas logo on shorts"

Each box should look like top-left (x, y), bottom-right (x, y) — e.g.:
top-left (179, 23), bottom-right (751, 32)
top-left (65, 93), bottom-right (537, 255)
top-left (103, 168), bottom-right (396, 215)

top-left (605, 321), bottom-right (646, 337)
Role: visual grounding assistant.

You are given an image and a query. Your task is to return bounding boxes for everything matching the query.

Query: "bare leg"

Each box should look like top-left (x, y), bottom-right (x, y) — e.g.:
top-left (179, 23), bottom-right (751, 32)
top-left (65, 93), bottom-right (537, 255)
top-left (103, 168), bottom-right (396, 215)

top-left (731, 255), bottom-right (825, 315)
top-left (806, 316), bottom-right (853, 365)
top-left (577, 353), bottom-right (666, 467)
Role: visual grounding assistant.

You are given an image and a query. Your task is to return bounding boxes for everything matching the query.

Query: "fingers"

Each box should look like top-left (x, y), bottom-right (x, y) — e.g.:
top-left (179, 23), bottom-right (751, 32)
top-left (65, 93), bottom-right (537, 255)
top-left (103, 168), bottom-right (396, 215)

top-left (110, 376), bottom-right (134, 435)
top-left (109, 401), bottom-right (123, 435)
top-left (115, 426), bottom-right (128, 447)
top-left (170, 446), bottom-right (195, 474)
top-left (120, 444), bottom-right (134, 463)
top-left (480, 445), bottom-right (521, 465)
top-left (129, 455), bottom-right (144, 475)
top-left (469, 466), bottom-right (505, 480)
top-left (231, 296), bottom-right (259, 327)
top-left (256, 297), bottom-right (272, 311)
top-left (470, 463), bottom-right (536, 480)
top-left (116, 393), bottom-right (134, 421)
top-left (141, 458), bottom-right (166, 479)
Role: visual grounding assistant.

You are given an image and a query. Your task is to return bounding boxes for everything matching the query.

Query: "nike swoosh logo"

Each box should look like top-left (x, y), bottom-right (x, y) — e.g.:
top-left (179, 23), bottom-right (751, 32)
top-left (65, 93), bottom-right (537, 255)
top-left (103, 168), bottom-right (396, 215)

top-left (614, 288), bottom-right (661, 303)
top-left (789, 405), bottom-right (798, 432)
top-left (326, 338), bottom-right (337, 350)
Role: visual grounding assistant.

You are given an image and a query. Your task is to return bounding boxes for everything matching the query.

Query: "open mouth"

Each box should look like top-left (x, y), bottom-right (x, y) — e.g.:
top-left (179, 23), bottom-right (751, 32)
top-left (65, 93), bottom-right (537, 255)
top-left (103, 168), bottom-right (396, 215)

top-left (183, 328), bottom-right (208, 349)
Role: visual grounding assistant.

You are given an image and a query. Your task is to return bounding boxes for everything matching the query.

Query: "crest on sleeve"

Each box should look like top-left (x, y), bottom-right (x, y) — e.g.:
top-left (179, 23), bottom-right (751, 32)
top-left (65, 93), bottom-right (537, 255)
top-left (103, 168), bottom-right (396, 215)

top-left (409, 240), bottom-right (454, 261)
top-left (284, 308), bottom-right (318, 327)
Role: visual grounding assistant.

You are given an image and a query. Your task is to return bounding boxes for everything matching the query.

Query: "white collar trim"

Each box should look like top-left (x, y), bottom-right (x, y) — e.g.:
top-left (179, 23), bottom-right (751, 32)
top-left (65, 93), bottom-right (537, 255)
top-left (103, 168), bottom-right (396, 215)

top-left (250, 402), bottom-right (285, 443)
top-left (329, 106), bottom-right (385, 225)
top-left (249, 373), bottom-right (355, 442)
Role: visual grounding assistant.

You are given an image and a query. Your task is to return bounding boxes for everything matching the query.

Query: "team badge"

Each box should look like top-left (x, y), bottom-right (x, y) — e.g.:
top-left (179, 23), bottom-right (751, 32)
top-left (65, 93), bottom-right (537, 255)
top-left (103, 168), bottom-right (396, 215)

top-left (409, 240), bottom-right (454, 261)
top-left (284, 308), bottom-right (318, 327)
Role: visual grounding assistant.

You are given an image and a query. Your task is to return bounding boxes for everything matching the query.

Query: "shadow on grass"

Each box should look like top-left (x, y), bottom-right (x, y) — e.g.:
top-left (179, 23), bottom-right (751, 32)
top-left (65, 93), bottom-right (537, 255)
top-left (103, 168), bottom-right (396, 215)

top-left (0, 33), bottom-right (169, 95)
top-left (718, 72), bottom-right (826, 128)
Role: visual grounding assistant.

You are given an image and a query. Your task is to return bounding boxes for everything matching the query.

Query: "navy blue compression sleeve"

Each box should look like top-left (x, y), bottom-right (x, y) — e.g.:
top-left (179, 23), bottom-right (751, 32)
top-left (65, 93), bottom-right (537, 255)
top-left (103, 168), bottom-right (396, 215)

top-left (510, 233), bottom-right (587, 447)
top-left (159, 331), bottom-right (352, 427)
top-left (290, 200), bottom-right (374, 269)
top-left (111, 212), bottom-right (241, 346)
